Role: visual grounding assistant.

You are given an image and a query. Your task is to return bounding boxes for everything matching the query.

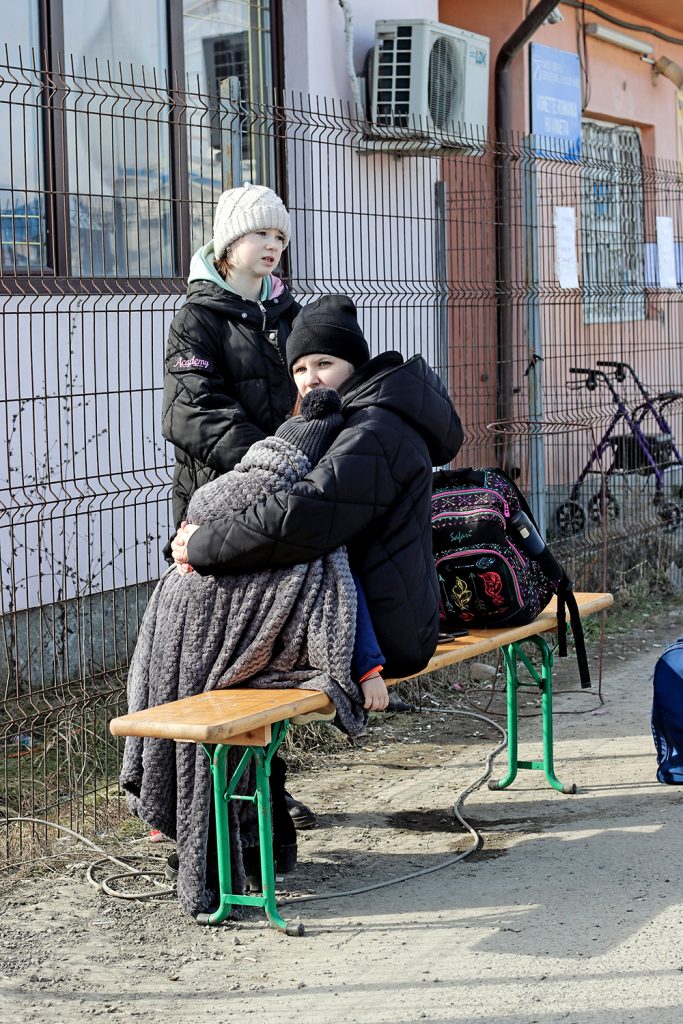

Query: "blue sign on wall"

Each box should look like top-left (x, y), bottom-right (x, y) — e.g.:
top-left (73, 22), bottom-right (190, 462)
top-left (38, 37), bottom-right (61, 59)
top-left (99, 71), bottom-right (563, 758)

top-left (530, 43), bottom-right (581, 158)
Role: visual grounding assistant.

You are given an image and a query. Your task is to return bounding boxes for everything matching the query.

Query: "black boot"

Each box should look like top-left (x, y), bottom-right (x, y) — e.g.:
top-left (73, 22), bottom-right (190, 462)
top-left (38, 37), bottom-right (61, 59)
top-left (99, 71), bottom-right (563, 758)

top-left (270, 755), bottom-right (298, 871)
top-left (242, 846), bottom-right (263, 892)
top-left (387, 691), bottom-right (416, 713)
top-left (164, 851), bottom-right (179, 882)
top-left (283, 790), bottom-right (318, 830)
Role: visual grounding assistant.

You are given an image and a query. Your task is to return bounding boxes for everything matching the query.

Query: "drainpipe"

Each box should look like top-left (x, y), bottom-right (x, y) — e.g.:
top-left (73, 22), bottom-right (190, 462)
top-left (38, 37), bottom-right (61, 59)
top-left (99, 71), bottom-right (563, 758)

top-left (337, 0), bottom-right (363, 110)
top-left (495, 0), bottom-right (560, 469)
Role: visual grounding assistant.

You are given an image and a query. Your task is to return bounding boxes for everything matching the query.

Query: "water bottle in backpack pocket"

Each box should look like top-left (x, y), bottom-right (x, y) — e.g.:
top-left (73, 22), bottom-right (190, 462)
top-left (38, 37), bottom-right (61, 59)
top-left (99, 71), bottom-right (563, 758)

top-left (431, 467), bottom-right (591, 687)
top-left (652, 638), bottom-right (683, 783)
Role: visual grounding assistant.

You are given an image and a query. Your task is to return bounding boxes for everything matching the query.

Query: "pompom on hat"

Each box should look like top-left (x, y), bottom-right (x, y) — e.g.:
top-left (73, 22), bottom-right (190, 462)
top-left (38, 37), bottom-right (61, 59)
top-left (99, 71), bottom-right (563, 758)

top-left (275, 387), bottom-right (344, 465)
top-left (213, 182), bottom-right (291, 259)
top-left (286, 294), bottom-right (370, 375)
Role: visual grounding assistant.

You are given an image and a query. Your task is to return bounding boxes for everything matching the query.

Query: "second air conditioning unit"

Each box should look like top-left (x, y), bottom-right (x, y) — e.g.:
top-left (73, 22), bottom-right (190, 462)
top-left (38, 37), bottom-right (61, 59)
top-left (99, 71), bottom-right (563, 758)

top-left (367, 20), bottom-right (490, 144)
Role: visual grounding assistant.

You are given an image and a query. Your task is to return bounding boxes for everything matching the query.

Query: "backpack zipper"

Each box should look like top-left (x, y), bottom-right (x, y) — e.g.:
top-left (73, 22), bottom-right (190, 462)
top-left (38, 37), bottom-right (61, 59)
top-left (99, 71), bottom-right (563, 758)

top-left (434, 507), bottom-right (537, 571)
top-left (433, 508), bottom-right (507, 528)
top-left (433, 501), bottom-right (527, 571)
top-left (433, 487), bottom-right (510, 517)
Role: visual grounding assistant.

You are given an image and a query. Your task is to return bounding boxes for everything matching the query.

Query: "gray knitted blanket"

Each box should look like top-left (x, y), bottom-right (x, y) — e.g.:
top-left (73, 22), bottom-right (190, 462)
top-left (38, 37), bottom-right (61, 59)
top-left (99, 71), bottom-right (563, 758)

top-left (120, 435), bottom-right (363, 917)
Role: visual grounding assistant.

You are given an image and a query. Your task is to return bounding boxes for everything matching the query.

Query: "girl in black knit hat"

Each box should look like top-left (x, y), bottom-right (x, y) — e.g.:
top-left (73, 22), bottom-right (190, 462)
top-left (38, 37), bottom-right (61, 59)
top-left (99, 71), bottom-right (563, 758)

top-left (126, 386), bottom-right (382, 905)
top-left (172, 292), bottom-right (464, 698)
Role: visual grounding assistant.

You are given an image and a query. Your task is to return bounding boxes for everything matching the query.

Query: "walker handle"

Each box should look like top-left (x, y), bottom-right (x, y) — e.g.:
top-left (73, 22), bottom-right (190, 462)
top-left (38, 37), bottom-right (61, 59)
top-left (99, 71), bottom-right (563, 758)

top-left (569, 367), bottom-right (600, 391)
top-left (596, 360), bottom-right (627, 382)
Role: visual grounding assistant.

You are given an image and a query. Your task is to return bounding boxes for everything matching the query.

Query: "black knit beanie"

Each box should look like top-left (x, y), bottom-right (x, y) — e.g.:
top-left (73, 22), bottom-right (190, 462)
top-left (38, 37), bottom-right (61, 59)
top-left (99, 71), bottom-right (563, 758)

top-left (286, 295), bottom-right (370, 375)
top-left (275, 387), bottom-right (344, 465)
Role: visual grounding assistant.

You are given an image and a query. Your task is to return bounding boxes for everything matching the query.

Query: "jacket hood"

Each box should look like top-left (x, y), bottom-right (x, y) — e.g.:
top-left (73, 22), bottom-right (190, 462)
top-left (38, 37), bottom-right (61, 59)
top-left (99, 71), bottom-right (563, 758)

top-left (338, 352), bottom-right (464, 466)
top-left (184, 243), bottom-right (296, 327)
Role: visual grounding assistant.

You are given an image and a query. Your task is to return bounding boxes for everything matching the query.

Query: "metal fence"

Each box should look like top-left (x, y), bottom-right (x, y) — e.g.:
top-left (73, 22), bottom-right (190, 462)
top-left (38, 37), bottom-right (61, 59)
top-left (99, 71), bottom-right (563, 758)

top-left (2, 54), bottom-right (683, 860)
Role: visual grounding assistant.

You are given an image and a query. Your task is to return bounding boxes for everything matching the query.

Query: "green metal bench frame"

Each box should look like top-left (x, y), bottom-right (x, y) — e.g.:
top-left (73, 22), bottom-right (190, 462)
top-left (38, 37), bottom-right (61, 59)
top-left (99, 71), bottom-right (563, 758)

top-left (198, 721), bottom-right (302, 934)
top-left (199, 632), bottom-right (574, 934)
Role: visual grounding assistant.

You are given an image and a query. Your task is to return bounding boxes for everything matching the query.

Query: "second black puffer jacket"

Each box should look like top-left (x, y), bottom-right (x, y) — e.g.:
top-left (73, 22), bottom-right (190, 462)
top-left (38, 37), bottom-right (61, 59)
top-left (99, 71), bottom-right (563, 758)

top-left (187, 352), bottom-right (464, 677)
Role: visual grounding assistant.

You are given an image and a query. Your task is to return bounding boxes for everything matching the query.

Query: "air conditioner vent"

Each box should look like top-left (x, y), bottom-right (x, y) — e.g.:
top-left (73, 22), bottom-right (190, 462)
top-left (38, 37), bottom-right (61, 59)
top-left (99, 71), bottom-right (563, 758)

top-left (376, 26), bottom-right (412, 127)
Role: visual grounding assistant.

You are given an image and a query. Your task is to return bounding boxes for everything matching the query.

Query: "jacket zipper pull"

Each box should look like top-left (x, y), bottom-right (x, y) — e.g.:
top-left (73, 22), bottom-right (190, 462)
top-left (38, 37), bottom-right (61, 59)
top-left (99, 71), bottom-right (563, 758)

top-left (256, 300), bottom-right (267, 331)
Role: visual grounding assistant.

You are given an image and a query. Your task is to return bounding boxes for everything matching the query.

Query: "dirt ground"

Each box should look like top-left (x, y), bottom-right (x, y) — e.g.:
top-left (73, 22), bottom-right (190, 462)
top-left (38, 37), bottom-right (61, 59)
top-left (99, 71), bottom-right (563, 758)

top-left (2, 596), bottom-right (683, 1023)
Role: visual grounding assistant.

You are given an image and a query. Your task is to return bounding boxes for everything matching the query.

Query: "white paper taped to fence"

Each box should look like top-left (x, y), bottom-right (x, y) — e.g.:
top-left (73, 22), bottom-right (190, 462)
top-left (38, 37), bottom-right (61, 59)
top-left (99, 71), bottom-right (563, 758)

top-left (656, 216), bottom-right (677, 289)
top-left (554, 206), bottom-right (579, 289)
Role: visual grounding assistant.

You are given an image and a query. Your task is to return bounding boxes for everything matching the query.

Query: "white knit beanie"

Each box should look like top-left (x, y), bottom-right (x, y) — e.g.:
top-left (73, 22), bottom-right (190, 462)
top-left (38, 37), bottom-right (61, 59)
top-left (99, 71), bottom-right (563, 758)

top-left (213, 182), bottom-right (291, 258)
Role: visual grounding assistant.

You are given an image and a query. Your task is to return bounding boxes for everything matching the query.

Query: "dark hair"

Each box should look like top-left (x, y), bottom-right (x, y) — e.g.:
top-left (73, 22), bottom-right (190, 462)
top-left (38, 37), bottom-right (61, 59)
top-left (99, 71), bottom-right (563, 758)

top-left (214, 240), bottom-right (239, 278)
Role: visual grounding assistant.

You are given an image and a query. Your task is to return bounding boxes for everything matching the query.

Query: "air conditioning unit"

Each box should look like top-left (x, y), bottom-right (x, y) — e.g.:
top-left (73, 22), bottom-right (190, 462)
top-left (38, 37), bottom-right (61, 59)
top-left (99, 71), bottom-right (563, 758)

top-left (367, 20), bottom-right (490, 144)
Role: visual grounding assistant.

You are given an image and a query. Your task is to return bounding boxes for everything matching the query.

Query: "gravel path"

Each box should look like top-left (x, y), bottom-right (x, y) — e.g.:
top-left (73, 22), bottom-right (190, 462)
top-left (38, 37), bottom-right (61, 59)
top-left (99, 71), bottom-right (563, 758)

top-left (1, 607), bottom-right (682, 1023)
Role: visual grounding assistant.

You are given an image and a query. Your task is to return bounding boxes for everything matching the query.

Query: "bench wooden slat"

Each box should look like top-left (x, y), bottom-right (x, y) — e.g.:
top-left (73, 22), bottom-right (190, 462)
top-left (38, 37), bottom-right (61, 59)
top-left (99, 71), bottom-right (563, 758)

top-left (109, 591), bottom-right (613, 745)
top-left (110, 688), bottom-right (331, 744)
top-left (407, 591), bottom-right (613, 676)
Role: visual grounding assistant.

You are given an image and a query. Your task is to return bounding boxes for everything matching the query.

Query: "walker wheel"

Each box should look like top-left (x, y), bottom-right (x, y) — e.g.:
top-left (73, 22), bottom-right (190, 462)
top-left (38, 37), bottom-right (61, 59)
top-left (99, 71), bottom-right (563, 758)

top-left (487, 779), bottom-right (501, 790)
top-left (285, 920), bottom-right (305, 937)
top-left (555, 500), bottom-right (586, 536)
top-left (588, 491), bottom-right (619, 525)
top-left (562, 783), bottom-right (578, 795)
top-left (658, 502), bottom-right (682, 533)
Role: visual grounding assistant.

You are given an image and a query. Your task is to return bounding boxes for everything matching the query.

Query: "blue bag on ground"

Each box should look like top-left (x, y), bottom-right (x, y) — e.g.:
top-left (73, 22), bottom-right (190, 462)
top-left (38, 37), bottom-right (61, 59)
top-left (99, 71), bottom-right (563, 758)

top-left (652, 636), bottom-right (683, 783)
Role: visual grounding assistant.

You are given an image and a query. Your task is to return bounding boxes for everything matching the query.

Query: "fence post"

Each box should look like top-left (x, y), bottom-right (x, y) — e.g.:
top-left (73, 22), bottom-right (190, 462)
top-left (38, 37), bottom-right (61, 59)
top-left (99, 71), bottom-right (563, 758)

top-left (434, 179), bottom-right (450, 394)
top-left (522, 135), bottom-right (547, 535)
top-left (220, 76), bottom-right (243, 190)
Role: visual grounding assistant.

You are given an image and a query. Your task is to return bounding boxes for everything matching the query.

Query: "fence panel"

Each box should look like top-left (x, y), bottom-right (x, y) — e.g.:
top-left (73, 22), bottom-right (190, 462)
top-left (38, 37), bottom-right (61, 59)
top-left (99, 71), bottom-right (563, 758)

top-left (2, 60), bottom-right (683, 860)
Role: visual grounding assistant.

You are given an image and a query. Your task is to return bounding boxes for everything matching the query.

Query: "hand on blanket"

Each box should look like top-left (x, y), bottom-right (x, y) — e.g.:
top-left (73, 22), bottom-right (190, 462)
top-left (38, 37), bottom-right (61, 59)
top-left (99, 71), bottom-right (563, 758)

top-left (361, 673), bottom-right (389, 712)
top-left (171, 521), bottom-right (201, 575)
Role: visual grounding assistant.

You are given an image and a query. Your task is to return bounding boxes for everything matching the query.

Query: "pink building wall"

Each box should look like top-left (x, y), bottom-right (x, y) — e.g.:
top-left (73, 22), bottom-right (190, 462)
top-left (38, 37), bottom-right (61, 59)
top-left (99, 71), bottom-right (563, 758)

top-left (438, 1), bottom-right (683, 526)
top-left (439, 0), bottom-right (682, 156)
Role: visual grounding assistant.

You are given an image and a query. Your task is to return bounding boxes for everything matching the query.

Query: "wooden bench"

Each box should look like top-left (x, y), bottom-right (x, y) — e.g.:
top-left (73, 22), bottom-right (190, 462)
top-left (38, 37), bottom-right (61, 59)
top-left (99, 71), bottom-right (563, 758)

top-left (110, 591), bottom-right (613, 934)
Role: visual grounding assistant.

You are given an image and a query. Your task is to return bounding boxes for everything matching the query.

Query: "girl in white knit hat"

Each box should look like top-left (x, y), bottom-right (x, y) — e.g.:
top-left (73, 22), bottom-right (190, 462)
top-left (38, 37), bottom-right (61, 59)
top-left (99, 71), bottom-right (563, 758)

top-left (163, 182), bottom-right (298, 534)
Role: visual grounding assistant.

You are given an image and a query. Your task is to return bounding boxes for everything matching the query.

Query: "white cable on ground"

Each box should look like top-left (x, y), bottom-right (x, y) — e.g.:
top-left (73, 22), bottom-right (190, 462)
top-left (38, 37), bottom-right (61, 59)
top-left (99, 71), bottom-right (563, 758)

top-left (1, 708), bottom-right (505, 906)
top-left (279, 708), bottom-right (506, 905)
top-left (0, 817), bottom-right (175, 899)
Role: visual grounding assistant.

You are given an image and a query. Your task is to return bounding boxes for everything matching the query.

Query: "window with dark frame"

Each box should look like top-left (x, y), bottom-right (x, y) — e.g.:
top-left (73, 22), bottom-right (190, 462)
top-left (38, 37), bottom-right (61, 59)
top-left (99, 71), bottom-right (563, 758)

top-left (581, 120), bottom-right (646, 325)
top-left (1, 6), bottom-right (46, 272)
top-left (0, 0), bottom-right (279, 284)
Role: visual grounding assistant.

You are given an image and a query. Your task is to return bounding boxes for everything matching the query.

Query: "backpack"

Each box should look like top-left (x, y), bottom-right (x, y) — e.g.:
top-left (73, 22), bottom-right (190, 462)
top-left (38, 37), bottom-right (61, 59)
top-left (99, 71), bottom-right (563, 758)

top-left (652, 638), bottom-right (683, 783)
top-left (431, 467), bottom-right (590, 687)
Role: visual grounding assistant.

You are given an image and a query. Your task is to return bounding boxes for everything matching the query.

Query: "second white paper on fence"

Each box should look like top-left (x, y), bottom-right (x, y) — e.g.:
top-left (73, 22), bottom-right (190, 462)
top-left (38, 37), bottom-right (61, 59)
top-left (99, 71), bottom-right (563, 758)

top-left (656, 216), bottom-right (677, 289)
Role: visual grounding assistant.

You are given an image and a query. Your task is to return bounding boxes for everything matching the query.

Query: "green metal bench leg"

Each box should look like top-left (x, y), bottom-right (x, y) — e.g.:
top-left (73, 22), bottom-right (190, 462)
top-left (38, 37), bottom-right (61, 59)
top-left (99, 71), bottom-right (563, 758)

top-left (203, 742), bottom-right (236, 926)
top-left (487, 646), bottom-right (520, 790)
top-left (488, 635), bottom-right (576, 794)
top-left (251, 745), bottom-right (288, 931)
top-left (197, 722), bottom-right (304, 935)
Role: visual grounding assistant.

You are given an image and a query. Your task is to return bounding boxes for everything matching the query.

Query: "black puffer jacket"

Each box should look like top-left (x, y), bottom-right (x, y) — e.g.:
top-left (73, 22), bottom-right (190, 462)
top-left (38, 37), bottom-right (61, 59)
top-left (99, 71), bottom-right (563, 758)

top-left (162, 279), bottom-right (299, 526)
top-left (187, 352), bottom-right (464, 677)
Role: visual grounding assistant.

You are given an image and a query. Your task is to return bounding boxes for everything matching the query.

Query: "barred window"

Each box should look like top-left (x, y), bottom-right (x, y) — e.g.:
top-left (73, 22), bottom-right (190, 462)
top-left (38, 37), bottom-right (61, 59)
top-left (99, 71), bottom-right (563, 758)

top-left (581, 120), bottom-right (645, 325)
top-left (62, 0), bottom-right (172, 277)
